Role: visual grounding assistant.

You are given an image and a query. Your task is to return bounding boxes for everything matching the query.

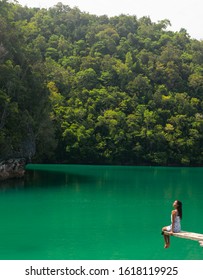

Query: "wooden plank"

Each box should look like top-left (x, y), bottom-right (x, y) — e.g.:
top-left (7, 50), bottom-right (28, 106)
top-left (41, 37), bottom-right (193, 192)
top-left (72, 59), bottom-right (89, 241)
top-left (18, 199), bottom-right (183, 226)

top-left (164, 231), bottom-right (203, 242)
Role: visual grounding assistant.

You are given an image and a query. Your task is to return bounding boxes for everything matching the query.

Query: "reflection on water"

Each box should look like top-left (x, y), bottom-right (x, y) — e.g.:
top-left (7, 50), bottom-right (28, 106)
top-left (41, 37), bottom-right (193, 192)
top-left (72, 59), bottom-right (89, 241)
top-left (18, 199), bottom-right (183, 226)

top-left (0, 177), bottom-right (25, 192)
top-left (0, 164), bottom-right (203, 260)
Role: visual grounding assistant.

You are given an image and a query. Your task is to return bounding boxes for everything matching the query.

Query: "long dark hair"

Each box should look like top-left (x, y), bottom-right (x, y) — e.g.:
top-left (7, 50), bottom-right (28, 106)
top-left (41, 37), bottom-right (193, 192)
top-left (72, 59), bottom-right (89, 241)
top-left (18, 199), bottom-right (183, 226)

top-left (176, 200), bottom-right (182, 219)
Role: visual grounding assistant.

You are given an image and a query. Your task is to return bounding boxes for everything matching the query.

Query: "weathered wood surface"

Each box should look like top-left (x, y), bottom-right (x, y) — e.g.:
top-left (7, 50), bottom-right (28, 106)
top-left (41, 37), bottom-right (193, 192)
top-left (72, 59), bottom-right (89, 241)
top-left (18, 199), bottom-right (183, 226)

top-left (164, 231), bottom-right (203, 247)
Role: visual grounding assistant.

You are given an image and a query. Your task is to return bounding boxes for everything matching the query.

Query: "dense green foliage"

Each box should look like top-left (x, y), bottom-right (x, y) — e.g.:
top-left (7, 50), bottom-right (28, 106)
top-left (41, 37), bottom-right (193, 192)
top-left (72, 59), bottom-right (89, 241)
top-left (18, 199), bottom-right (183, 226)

top-left (1, 1), bottom-right (203, 165)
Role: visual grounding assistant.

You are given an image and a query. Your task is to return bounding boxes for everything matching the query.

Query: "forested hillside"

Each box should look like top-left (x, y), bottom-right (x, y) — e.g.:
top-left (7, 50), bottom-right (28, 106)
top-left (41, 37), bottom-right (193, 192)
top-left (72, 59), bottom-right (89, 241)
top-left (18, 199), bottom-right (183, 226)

top-left (0, 0), bottom-right (203, 165)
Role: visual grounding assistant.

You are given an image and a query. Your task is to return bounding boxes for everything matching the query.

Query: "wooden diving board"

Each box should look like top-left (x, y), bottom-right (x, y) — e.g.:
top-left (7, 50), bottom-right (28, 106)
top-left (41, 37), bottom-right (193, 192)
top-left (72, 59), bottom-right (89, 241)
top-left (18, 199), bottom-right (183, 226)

top-left (164, 231), bottom-right (203, 247)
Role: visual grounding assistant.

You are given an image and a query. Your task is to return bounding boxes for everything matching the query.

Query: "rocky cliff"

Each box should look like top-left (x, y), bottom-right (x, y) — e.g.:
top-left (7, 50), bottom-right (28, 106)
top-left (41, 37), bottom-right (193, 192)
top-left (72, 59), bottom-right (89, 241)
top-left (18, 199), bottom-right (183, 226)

top-left (0, 158), bottom-right (26, 180)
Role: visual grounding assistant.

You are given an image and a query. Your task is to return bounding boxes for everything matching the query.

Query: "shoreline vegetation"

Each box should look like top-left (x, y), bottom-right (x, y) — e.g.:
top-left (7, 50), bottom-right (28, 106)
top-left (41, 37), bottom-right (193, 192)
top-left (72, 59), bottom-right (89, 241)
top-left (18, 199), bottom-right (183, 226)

top-left (1, 1), bottom-right (203, 170)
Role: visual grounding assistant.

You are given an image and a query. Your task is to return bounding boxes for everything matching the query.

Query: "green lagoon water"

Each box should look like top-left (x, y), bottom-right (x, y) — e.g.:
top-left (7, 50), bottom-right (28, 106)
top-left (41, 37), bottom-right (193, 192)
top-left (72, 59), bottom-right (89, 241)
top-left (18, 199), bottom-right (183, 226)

top-left (0, 164), bottom-right (203, 260)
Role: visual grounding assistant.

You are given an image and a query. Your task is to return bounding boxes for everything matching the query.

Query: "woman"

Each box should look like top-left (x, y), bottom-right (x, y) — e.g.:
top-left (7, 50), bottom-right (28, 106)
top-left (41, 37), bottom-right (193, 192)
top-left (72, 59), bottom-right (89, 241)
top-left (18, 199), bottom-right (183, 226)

top-left (162, 200), bottom-right (182, 248)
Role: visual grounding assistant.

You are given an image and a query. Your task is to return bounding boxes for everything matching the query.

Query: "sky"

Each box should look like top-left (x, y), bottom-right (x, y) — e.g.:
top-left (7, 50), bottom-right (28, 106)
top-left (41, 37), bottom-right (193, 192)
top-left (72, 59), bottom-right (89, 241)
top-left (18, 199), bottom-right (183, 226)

top-left (14, 0), bottom-right (203, 40)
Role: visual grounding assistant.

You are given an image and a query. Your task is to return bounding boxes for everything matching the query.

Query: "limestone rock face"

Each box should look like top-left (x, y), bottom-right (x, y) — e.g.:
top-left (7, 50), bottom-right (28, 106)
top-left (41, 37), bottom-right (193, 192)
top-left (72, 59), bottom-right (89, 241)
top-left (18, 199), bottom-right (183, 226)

top-left (0, 158), bottom-right (26, 180)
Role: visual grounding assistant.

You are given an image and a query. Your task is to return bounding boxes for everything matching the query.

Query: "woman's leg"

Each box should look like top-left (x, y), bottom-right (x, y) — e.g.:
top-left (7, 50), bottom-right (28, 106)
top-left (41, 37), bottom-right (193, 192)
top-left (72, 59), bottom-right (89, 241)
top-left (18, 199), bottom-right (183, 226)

top-left (162, 227), bottom-right (170, 248)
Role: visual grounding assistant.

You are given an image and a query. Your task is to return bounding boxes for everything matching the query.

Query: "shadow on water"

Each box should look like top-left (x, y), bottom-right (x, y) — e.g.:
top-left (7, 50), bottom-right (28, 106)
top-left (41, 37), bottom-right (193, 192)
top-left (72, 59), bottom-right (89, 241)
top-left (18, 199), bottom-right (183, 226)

top-left (0, 178), bottom-right (26, 192)
top-left (0, 165), bottom-right (97, 192)
top-left (25, 169), bottom-right (96, 189)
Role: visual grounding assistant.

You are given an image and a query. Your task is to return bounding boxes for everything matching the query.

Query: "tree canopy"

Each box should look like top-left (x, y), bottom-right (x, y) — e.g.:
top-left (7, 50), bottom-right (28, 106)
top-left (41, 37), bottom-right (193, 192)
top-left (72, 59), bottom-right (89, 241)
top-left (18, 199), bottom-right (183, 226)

top-left (0, 0), bottom-right (203, 165)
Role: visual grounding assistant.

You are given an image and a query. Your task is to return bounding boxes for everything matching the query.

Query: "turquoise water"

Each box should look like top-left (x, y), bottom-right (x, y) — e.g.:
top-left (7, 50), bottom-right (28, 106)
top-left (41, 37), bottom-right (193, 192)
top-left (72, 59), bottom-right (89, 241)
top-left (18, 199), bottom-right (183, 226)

top-left (0, 165), bottom-right (203, 260)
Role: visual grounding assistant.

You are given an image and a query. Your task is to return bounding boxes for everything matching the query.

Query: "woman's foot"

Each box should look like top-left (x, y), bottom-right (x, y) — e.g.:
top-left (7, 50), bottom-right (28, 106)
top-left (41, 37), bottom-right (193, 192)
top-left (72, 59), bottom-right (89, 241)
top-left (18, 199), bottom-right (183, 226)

top-left (164, 243), bottom-right (170, 248)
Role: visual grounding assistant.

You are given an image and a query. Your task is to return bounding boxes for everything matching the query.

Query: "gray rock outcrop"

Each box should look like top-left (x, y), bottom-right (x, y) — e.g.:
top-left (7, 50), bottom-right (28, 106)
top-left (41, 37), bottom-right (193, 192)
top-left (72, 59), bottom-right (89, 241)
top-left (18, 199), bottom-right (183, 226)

top-left (0, 158), bottom-right (26, 180)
